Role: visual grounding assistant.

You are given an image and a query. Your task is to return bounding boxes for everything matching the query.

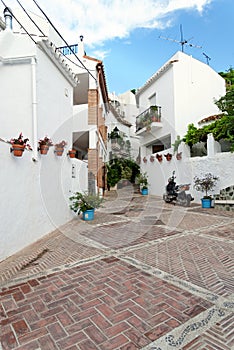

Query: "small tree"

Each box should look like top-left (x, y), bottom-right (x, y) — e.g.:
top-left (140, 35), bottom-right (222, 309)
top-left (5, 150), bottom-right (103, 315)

top-left (193, 173), bottom-right (219, 199)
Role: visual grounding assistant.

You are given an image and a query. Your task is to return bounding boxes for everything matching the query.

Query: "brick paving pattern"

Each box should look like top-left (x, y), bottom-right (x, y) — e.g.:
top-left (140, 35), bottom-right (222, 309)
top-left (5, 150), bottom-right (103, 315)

top-left (1, 258), bottom-right (213, 349)
top-left (0, 192), bottom-right (234, 349)
top-left (126, 234), bottom-right (234, 297)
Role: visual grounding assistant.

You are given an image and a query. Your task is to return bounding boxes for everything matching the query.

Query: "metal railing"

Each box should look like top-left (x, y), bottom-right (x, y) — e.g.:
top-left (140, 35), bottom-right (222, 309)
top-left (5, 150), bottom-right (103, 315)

top-left (136, 105), bottom-right (161, 132)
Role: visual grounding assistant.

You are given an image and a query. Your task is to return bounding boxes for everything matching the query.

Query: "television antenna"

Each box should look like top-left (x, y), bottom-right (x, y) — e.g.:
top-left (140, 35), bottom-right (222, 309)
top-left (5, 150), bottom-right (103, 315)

top-left (203, 52), bottom-right (211, 65)
top-left (159, 24), bottom-right (202, 52)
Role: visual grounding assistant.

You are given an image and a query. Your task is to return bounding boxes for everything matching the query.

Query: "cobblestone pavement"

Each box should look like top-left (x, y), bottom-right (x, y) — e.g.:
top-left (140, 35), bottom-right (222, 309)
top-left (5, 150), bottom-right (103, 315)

top-left (0, 190), bottom-right (234, 349)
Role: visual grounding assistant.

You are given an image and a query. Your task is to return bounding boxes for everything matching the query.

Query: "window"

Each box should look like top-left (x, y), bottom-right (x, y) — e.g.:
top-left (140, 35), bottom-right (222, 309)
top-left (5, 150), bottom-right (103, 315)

top-left (149, 93), bottom-right (156, 106)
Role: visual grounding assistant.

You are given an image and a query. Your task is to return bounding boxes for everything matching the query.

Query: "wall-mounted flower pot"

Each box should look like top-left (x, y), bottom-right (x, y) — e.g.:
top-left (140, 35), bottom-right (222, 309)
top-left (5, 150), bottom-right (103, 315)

top-left (143, 157), bottom-right (147, 163)
top-left (40, 145), bottom-right (49, 155)
top-left (82, 208), bottom-right (95, 221)
top-left (164, 153), bottom-right (172, 161)
top-left (54, 147), bottom-right (64, 156)
top-left (150, 156), bottom-right (155, 162)
top-left (176, 152), bottom-right (182, 160)
top-left (156, 154), bottom-right (163, 162)
top-left (68, 149), bottom-right (76, 158)
top-left (11, 144), bottom-right (25, 157)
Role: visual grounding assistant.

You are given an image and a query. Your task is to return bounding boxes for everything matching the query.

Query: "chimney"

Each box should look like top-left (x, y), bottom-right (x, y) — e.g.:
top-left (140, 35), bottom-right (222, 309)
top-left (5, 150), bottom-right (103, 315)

top-left (3, 7), bottom-right (13, 30)
top-left (78, 35), bottom-right (85, 57)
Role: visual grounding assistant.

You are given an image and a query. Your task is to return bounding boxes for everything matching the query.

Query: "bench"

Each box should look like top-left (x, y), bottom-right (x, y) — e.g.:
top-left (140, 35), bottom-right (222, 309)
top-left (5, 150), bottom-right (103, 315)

top-left (214, 199), bottom-right (234, 205)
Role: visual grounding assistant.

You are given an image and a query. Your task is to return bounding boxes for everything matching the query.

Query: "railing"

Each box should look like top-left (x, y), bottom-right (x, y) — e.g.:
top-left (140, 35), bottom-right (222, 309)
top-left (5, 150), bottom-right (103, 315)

top-left (136, 105), bottom-right (161, 132)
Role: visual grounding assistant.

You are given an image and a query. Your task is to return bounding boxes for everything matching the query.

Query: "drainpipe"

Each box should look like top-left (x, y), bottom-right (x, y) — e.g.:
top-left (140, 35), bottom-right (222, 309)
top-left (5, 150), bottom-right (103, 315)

top-left (31, 57), bottom-right (38, 161)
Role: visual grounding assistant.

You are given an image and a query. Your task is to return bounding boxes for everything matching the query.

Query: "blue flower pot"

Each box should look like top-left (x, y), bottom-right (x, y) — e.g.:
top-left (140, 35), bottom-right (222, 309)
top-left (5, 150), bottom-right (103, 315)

top-left (141, 188), bottom-right (148, 195)
top-left (82, 208), bottom-right (95, 221)
top-left (201, 198), bottom-right (211, 208)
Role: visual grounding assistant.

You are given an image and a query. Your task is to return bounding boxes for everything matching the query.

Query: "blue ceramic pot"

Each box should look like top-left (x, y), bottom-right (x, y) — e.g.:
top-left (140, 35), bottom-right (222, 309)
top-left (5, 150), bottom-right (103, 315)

top-left (141, 188), bottom-right (148, 195)
top-left (82, 208), bottom-right (95, 221)
top-left (201, 198), bottom-right (211, 208)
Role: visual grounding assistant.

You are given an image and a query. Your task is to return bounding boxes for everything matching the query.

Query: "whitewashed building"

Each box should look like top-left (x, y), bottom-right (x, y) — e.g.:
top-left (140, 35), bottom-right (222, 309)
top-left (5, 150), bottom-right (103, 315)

top-left (108, 90), bottom-right (140, 161)
top-left (135, 51), bottom-right (226, 158)
top-left (135, 51), bottom-right (230, 200)
top-left (62, 36), bottom-right (109, 195)
top-left (0, 8), bottom-right (79, 261)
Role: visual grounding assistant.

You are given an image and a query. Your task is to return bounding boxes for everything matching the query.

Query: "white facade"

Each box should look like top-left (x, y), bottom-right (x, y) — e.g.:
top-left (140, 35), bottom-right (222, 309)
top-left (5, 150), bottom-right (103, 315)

top-left (108, 90), bottom-right (140, 161)
top-left (136, 51), bottom-right (226, 154)
top-left (141, 139), bottom-right (234, 203)
top-left (0, 16), bottom-right (79, 261)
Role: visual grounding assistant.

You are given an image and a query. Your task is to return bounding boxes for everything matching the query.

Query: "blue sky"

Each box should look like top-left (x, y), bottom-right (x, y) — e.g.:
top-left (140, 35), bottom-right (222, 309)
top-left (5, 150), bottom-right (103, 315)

top-left (100, 0), bottom-right (233, 94)
top-left (2, 0), bottom-right (233, 94)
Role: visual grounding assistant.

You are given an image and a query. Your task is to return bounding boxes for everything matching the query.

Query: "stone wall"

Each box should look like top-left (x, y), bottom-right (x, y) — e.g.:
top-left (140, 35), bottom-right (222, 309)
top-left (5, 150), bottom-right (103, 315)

top-left (214, 185), bottom-right (234, 211)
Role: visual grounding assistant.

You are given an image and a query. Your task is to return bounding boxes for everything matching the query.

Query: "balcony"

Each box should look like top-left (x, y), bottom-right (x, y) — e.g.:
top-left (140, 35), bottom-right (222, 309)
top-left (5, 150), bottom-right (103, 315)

top-left (136, 105), bottom-right (162, 134)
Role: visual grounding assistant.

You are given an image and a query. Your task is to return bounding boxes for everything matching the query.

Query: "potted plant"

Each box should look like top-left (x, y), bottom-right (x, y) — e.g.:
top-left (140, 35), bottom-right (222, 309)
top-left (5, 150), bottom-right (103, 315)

top-left (69, 191), bottom-right (104, 221)
top-left (38, 136), bottom-right (53, 155)
top-left (54, 140), bottom-right (67, 156)
top-left (9, 133), bottom-right (31, 157)
top-left (172, 135), bottom-right (183, 155)
top-left (193, 173), bottom-right (219, 208)
top-left (136, 172), bottom-right (149, 195)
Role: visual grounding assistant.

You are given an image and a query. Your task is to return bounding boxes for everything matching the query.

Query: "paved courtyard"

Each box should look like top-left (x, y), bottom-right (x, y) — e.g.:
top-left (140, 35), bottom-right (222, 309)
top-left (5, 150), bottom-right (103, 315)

top-left (0, 190), bottom-right (234, 349)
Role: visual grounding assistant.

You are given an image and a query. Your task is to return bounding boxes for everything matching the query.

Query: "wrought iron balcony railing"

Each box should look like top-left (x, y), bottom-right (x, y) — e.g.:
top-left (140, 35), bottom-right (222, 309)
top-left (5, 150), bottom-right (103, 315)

top-left (136, 105), bottom-right (162, 132)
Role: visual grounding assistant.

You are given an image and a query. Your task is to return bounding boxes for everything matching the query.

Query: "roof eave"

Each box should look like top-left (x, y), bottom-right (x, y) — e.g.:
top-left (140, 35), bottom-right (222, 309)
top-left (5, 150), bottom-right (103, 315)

top-left (38, 40), bottom-right (79, 87)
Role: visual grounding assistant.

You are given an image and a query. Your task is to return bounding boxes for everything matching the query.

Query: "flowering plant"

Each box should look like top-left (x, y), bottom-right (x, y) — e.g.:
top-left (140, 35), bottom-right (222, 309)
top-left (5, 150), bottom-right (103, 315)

top-left (38, 136), bottom-right (53, 147)
top-left (10, 133), bottom-right (32, 150)
top-left (54, 140), bottom-right (67, 148)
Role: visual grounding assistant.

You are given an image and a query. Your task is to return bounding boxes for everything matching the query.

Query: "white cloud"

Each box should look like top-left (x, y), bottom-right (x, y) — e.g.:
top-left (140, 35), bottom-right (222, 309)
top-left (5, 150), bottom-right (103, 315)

top-left (2, 0), bottom-right (212, 47)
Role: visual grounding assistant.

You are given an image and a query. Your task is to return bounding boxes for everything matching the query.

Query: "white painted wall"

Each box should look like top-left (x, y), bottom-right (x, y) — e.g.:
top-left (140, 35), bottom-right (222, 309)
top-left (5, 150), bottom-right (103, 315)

top-left (0, 30), bottom-right (76, 261)
top-left (141, 142), bottom-right (234, 204)
top-left (71, 158), bottom-right (88, 193)
top-left (173, 52), bottom-right (225, 137)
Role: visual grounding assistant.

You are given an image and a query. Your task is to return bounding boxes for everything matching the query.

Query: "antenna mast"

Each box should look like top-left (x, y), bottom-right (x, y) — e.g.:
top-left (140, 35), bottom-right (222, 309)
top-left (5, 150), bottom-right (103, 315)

top-left (159, 24), bottom-right (202, 52)
top-left (203, 52), bottom-right (211, 65)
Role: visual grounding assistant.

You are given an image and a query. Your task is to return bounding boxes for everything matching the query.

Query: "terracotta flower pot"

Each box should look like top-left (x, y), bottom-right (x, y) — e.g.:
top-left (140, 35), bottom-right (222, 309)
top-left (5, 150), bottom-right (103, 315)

top-left (68, 149), bottom-right (76, 158)
top-left (11, 144), bottom-right (25, 157)
top-left (40, 145), bottom-right (49, 155)
top-left (156, 154), bottom-right (163, 162)
top-left (55, 147), bottom-right (64, 156)
top-left (164, 153), bottom-right (172, 161)
top-left (176, 152), bottom-right (182, 160)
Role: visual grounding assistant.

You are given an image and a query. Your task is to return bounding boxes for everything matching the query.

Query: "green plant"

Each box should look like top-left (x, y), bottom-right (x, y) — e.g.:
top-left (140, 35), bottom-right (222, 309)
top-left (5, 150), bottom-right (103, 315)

top-left (136, 172), bottom-right (149, 190)
top-left (183, 116), bottom-right (234, 152)
top-left (69, 192), bottom-right (104, 214)
top-left (106, 158), bottom-right (140, 188)
top-left (108, 127), bottom-right (121, 140)
top-left (193, 173), bottom-right (219, 199)
top-left (172, 135), bottom-right (182, 154)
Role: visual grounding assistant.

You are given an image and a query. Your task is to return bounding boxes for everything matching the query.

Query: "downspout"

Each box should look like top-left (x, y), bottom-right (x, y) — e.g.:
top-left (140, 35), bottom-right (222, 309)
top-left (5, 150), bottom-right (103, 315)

top-left (31, 57), bottom-right (38, 161)
top-left (96, 67), bottom-right (100, 194)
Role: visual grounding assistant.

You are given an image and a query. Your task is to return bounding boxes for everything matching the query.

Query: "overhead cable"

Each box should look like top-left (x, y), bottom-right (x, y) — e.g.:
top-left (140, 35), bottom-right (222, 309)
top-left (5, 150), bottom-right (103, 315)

top-left (31, 0), bottom-right (97, 81)
top-left (0, 0), bottom-right (37, 43)
top-left (15, 0), bottom-right (46, 37)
